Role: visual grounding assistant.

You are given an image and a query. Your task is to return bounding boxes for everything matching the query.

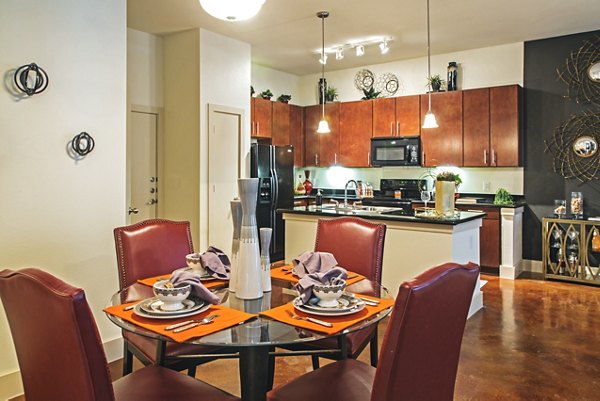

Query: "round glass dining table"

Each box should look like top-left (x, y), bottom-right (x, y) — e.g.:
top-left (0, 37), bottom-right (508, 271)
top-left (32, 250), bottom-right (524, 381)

top-left (106, 278), bottom-right (392, 401)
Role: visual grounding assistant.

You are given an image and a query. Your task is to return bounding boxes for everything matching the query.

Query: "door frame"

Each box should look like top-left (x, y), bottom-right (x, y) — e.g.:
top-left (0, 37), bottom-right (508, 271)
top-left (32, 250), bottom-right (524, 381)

top-left (126, 104), bottom-right (165, 223)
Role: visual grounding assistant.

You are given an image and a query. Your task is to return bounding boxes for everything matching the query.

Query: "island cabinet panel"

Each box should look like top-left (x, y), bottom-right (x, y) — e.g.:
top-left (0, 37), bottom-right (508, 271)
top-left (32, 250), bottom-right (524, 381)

top-left (251, 97), bottom-right (273, 139)
top-left (271, 101), bottom-right (290, 146)
top-left (456, 205), bottom-right (501, 273)
top-left (303, 104), bottom-right (340, 167)
top-left (463, 88), bottom-right (491, 167)
top-left (420, 91), bottom-right (463, 167)
top-left (372, 98), bottom-right (396, 137)
top-left (340, 100), bottom-right (373, 167)
top-left (490, 85), bottom-right (522, 167)
top-left (289, 105), bottom-right (304, 166)
top-left (395, 95), bottom-right (421, 137)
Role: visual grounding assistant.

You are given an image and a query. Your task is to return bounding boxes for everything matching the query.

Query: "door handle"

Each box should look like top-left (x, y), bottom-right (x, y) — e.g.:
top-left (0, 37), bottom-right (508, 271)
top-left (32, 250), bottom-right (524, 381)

top-left (146, 199), bottom-right (158, 205)
top-left (128, 207), bottom-right (139, 215)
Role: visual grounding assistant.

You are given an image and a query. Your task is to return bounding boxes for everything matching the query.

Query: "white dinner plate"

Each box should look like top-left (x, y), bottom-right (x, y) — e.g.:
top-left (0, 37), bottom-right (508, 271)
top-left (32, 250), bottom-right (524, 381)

top-left (293, 296), bottom-right (365, 317)
top-left (135, 298), bottom-right (210, 319)
top-left (302, 294), bottom-right (364, 313)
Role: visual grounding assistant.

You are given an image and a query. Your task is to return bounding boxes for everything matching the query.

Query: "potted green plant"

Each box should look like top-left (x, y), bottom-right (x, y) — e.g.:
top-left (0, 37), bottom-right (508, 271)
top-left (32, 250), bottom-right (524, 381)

top-left (434, 170), bottom-right (461, 216)
top-left (277, 94), bottom-right (292, 103)
top-left (325, 86), bottom-right (338, 102)
top-left (259, 89), bottom-right (273, 100)
top-left (426, 74), bottom-right (445, 92)
top-left (361, 87), bottom-right (381, 100)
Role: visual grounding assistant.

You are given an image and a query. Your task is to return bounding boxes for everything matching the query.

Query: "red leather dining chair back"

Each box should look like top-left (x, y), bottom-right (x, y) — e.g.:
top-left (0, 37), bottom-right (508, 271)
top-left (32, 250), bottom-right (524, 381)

top-left (114, 219), bottom-right (194, 289)
top-left (370, 262), bottom-right (479, 401)
top-left (0, 268), bottom-right (115, 401)
top-left (314, 217), bottom-right (386, 283)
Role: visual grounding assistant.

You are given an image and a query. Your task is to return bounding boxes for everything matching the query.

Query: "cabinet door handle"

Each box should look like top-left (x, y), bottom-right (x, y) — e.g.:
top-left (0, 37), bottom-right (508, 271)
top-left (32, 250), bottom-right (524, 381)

top-left (422, 152), bottom-right (426, 165)
top-left (484, 149), bottom-right (488, 165)
top-left (397, 122), bottom-right (400, 136)
top-left (492, 149), bottom-right (496, 166)
top-left (257, 121), bottom-right (260, 135)
top-left (390, 122), bottom-right (394, 136)
top-left (368, 151), bottom-right (371, 165)
top-left (334, 153), bottom-right (337, 165)
top-left (315, 153), bottom-right (319, 166)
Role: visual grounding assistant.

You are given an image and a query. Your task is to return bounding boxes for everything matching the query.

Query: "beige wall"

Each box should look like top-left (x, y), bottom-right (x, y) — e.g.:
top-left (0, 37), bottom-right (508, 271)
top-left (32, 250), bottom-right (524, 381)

top-left (251, 64), bottom-right (302, 106)
top-left (0, 0), bottom-right (126, 398)
top-left (128, 28), bottom-right (164, 108)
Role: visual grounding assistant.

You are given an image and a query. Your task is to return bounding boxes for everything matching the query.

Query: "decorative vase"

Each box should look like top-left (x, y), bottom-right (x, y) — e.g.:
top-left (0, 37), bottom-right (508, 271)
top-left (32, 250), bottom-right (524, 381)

top-left (318, 78), bottom-right (327, 104)
top-left (435, 181), bottom-right (456, 217)
top-left (303, 170), bottom-right (313, 195)
top-left (229, 198), bottom-right (242, 292)
top-left (295, 174), bottom-right (305, 195)
top-left (235, 178), bottom-right (263, 299)
top-left (447, 62), bottom-right (458, 91)
top-left (260, 228), bottom-right (272, 292)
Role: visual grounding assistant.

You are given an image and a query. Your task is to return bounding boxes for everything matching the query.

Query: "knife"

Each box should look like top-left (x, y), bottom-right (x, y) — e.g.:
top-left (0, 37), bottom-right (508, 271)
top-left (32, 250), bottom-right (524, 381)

top-left (306, 317), bottom-right (333, 328)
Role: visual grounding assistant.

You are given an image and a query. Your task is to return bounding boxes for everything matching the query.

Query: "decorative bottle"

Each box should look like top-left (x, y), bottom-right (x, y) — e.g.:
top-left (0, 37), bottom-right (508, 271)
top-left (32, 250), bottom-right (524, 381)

top-left (592, 228), bottom-right (600, 252)
top-left (303, 170), bottom-right (313, 195)
top-left (447, 62), bottom-right (458, 91)
top-left (260, 228), bottom-right (272, 292)
top-left (318, 78), bottom-right (327, 104)
top-left (229, 198), bottom-right (242, 292)
top-left (295, 174), bottom-right (305, 195)
top-left (235, 178), bottom-right (263, 299)
top-left (570, 192), bottom-right (583, 218)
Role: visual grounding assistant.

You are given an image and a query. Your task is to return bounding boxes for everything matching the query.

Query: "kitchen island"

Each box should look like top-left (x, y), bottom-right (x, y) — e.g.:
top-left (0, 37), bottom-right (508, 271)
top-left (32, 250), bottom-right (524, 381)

top-left (280, 206), bottom-right (485, 317)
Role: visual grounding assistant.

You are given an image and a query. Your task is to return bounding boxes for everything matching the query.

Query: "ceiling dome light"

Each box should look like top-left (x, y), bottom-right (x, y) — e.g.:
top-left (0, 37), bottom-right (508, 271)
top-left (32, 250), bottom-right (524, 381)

top-left (379, 40), bottom-right (389, 54)
top-left (199, 0), bottom-right (266, 22)
top-left (356, 45), bottom-right (365, 56)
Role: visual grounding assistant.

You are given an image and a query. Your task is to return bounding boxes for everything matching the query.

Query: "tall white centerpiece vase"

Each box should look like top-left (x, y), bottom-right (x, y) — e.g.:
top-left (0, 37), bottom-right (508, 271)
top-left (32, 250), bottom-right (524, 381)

top-left (235, 178), bottom-right (263, 299)
top-left (435, 180), bottom-right (456, 217)
top-left (260, 228), bottom-right (272, 292)
top-left (229, 198), bottom-right (242, 292)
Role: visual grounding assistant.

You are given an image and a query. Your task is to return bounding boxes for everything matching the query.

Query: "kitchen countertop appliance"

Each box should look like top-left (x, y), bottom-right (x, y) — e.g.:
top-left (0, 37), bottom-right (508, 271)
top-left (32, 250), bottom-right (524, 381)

top-left (361, 179), bottom-right (427, 215)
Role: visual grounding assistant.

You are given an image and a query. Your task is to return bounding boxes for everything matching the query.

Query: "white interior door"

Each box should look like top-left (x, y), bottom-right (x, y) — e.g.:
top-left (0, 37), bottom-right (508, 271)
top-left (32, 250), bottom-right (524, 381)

top-left (130, 111), bottom-right (158, 224)
top-left (208, 107), bottom-right (241, 251)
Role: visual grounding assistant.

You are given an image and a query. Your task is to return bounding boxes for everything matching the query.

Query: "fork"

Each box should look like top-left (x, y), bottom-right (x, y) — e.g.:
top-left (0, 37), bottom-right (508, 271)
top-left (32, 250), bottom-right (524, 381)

top-left (166, 314), bottom-right (220, 332)
top-left (286, 310), bottom-right (333, 327)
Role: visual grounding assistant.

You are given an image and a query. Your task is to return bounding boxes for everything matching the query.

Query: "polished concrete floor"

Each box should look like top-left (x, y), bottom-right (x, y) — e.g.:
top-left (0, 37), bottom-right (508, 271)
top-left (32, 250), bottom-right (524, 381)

top-left (11, 274), bottom-right (600, 400)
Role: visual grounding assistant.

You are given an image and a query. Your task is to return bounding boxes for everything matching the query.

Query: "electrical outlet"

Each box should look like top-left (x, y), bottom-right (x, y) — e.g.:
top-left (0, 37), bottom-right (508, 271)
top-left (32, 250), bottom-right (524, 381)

top-left (483, 181), bottom-right (491, 192)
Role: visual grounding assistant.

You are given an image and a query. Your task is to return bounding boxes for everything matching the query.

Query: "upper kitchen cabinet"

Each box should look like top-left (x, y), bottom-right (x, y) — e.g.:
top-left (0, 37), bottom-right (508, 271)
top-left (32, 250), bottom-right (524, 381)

top-left (490, 85), bottom-right (522, 167)
top-left (340, 100), bottom-right (373, 167)
top-left (372, 95), bottom-right (421, 137)
top-left (463, 85), bottom-right (522, 167)
top-left (304, 103), bottom-right (340, 167)
top-left (271, 102), bottom-right (304, 166)
top-left (289, 105), bottom-right (304, 166)
top-left (272, 101), bottom-right (290, 145)
top-left (251, 97), bottom-right (272, 139)
top-left (420, 91), bottom-right (463, 166)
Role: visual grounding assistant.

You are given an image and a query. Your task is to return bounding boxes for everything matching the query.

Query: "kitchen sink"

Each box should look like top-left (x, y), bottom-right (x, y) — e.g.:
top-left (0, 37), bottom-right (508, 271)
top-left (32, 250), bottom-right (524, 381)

top-left (320, 205), bottom-right (400, 214)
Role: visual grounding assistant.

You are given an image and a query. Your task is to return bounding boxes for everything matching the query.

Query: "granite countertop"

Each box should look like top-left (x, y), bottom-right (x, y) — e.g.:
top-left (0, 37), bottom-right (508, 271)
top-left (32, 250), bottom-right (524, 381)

top-left (279, 206), bottom-right (486, 226)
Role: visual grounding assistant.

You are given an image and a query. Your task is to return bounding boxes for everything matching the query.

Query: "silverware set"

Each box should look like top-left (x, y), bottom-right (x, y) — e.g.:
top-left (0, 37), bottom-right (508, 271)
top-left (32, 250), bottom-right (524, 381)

top-left (166, 314), bottom-right (220, 333)
top-left (286, 310), bottom-right (333, 327)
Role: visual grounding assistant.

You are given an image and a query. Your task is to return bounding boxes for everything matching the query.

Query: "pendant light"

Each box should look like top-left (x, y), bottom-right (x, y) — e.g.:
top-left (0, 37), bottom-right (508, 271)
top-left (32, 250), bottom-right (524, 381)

top-left (316, 11), bottom-right (331, 134)
top-left (199, 0), bottom-right (265, 22)
top-left (422, 0), bottom-right (439, 129)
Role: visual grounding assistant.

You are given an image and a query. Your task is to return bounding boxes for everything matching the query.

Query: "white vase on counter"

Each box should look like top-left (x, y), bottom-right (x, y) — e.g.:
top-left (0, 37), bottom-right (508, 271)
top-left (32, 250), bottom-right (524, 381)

top-left (435, 181), bottom-right (455, 217)
top-left (235, 178), bottom-right (263, 299)
top-left (260, 227), bottom-right (272, 292)
top-left (229, 198), bottom-right (242, 292)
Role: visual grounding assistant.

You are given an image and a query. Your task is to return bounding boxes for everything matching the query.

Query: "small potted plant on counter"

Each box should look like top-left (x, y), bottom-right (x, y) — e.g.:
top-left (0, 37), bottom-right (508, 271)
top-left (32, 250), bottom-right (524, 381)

top-left (361, 87), bottom-right (381, 100)
top-left (325, 86), bottom-right (338, 102)
top-left (259, 89), bottom-right (273, 100)
top-left (426, 74), bottom-right (445, 92)
top-left (434, 171), bottom-right (461, 216)
top-left (277, 94), bottom-right (292, 103)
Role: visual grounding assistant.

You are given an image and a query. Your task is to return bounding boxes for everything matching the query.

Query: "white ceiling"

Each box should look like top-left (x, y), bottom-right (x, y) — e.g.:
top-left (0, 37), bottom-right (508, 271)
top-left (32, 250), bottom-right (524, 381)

top-left (128, 0), bottom-right (600, 76)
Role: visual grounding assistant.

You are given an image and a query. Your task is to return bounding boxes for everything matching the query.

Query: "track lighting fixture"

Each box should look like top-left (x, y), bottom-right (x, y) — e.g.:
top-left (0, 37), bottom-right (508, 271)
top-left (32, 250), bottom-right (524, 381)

top-left (356, 45), bottom-right (365, 56)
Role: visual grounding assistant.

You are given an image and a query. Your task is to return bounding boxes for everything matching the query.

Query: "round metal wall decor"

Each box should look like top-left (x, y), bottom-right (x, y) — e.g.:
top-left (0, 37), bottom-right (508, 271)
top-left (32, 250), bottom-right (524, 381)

top-left (545, 111), bottom-right (600, 182)
top-left (556, 35), bottom-right (600, 106)
top-left (374, 73), bottom-right (400, 97)
top-left (354, 69), bottom-right (375, 91)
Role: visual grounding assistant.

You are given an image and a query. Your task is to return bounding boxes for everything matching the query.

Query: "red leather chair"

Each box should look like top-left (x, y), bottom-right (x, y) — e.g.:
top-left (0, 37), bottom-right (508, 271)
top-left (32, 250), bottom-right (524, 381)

top-left (114, 219), bottom-right (225, 376)
top-left (293, 217), bottom-right (386, 368)
top-left (267, 262), bottom-right (480, 401)
top-left (0, 268), bottom-right (240, 401)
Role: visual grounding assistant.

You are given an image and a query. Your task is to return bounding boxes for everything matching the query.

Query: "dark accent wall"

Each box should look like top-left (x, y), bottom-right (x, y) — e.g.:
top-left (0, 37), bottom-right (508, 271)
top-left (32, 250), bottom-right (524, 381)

top-left (524, 30), bottom-right (600, 261)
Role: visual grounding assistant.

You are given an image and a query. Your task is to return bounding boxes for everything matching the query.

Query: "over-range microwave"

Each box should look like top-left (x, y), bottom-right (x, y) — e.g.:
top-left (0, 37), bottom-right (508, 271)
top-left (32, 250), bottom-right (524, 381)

top-left (370, 136), bottom-right (421, 166)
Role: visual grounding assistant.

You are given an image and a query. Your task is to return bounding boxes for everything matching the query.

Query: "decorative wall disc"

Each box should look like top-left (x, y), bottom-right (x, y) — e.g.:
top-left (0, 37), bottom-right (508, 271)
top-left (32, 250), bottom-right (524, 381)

top-left (545, 111), bottom-right (600, 182)
top-left (375, 73), bottom-right (400, 97)
top-left (354, 69), bottom-right (375, 91)
top-left (557, 35), bottom-right (600, 106)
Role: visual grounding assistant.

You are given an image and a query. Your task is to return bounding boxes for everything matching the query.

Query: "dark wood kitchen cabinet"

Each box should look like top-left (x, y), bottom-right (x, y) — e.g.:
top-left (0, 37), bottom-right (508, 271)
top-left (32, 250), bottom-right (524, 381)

top-left (463, 85), bottom-right (522, 167)
top-left (251, 97), bottom-right (272, 139)
top-left (289, 105), bottom-right (304, 166)
top-left (339, 100), bottom-right (372, 167)
top-left (456, 204), bottom-right (501, 274)
top-left (420, 91), bottom-right (463, 166)
top-left (272, 101), bottom-right (290, 145)
top-left (372, 95), bottom-right (421, 137)
top-left (304, 103), bottom-right (340, 167)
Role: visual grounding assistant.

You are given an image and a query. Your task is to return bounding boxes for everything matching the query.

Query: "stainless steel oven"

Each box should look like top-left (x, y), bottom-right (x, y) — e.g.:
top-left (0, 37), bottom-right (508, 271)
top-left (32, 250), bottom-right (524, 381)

top-left (370, 136), bottom-right (420, 166)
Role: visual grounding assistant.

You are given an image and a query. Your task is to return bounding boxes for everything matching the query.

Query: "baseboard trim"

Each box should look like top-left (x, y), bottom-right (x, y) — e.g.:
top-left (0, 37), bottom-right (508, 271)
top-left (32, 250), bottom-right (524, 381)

top-left (0, 336), bottom-right (123, 399)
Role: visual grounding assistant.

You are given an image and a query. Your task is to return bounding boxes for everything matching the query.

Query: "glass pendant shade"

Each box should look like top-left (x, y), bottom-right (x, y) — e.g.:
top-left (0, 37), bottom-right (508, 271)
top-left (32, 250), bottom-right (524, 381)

top-left (422, 110), bottom-right (439, 129)
top-left (317, 119), bottom-right (331, 134)
top-left (199, 0), bottom-right (265, 21)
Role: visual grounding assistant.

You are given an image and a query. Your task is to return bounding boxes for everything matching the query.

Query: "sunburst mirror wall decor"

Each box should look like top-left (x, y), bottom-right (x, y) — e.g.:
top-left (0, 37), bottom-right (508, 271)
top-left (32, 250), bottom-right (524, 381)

top-left (557, 35), bottom-right (600, 106)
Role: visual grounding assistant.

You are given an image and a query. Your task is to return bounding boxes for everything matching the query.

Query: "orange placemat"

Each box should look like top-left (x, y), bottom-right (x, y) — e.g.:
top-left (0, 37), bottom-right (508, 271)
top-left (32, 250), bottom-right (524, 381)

top-left (137, 274), bottom-right (228, 290)
top-left (270, 264), bottom-right (365, 286)
top-left (259, 297), bottom-right (394, 335)
top-left (104, 303), bottom-right (255, 343)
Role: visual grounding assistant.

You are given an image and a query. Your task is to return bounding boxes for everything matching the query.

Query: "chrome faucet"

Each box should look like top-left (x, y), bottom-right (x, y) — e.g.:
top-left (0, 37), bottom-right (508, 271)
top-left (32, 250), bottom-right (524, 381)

top-left (344, 180), bottom-right (358, 208)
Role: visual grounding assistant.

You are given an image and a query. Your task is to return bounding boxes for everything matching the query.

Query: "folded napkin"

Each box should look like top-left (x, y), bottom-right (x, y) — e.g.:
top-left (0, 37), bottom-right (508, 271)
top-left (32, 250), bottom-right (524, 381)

top-left (292, 251), bottom-right (338, 278)
top-left (170, 270), bottom-right (220, 305)
top-left (295, 266), bottom-right (347, 304)
top-left (200, 246), bottom-right (231, 280)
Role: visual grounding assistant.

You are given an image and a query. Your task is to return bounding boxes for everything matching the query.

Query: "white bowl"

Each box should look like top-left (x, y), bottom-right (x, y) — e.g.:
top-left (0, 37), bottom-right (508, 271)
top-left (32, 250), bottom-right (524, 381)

top-left (312, 282), bottom-right (346, 308)
top-left (152, 280), bottom-right (191, 311)
top-left (186, 253), bottom-right (208, 275)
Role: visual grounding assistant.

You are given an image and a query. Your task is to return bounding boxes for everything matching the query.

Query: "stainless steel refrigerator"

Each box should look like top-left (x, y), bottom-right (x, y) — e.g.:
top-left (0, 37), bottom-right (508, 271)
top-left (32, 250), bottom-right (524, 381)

top-left (250, 143), bottom-right (294, 262)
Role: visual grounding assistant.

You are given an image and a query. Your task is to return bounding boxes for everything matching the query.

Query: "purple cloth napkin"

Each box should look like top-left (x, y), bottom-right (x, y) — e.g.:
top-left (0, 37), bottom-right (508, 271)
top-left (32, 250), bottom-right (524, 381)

top-left (295, 266), bottom-right (347, 304)
top-left (170, 270), bottom-right (220, 305)
top-left (200, 246), bottom-right (231, 280)
top-left (292, 251), bottom-right (338, 278)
